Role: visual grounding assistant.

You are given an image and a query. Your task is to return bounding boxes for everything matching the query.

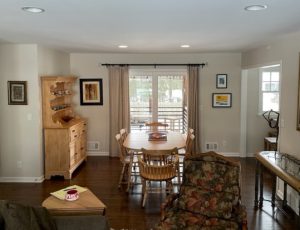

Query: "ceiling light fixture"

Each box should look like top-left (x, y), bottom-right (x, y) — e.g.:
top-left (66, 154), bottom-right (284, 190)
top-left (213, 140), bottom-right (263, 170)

top-left (118, 45), bottom-right (128, 48)
top-left (22, 7), bottom-right (45, 13)
top-left (244, 5), bottom-right (267, 11)
top-left (181, 45), bottom-right (190, 48)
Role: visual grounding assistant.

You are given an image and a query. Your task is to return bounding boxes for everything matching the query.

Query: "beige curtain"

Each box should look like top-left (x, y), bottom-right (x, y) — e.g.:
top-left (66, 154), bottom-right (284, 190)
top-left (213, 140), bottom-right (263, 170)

top-left (187, 65), bottom-right (201, 153)
top-left (108, 65), bottom-right (130, 157)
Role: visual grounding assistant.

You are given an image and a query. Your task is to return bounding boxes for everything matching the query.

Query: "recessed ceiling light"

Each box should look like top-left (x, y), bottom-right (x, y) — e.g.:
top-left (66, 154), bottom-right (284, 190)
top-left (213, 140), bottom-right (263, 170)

top-left (244, 5), bottom-right (267, 11)
top-left (22, 7), bottom-right (45, 13)
top-left (181, 45), bottom-right (190, 48)
top-left (118, 45), bottom-right (128, 48)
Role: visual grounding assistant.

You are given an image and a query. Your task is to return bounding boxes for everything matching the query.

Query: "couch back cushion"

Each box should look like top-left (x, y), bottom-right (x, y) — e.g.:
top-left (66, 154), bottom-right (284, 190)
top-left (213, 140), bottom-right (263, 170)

top-left (177, 186), bottom-right (238, 219)
top-left (183, 156), bottom-right (240, 196)
top-left (178, 153), bottom-right (241, 219)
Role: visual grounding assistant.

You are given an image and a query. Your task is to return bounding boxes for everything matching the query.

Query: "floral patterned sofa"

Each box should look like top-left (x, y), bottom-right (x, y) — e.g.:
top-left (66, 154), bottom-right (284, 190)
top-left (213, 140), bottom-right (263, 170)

top-left (156, 151), bottom-right (247, 230)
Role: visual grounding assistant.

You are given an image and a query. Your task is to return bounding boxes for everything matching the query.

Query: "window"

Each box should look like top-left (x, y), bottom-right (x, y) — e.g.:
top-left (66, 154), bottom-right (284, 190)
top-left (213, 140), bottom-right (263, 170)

top-left (129, 68), bottom-right (187, 132)
top-left (259, 65), bottom-right (280, 114)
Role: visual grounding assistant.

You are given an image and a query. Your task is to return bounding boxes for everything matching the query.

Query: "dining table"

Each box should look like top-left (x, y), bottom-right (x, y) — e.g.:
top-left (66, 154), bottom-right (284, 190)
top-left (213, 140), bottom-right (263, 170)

top-left (123, 131), bottom-right (186, 151)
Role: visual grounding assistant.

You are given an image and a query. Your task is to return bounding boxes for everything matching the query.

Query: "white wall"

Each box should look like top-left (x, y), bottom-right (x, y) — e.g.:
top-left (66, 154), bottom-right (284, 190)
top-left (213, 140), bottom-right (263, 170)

top-left (242, 31), bottom-right (300, 157)
top-left (0, 44), bottom-right (40, 181)
top-left (0, 44), bottom-right (70, 182)
top-left (37, 46), bottom-right (70, 76)
top-left (242, 31), bottom-right (300, 214)
top-left (246, 68), bottom-right (273, 156)
top-left (70, 53), bottom-right (242, 156)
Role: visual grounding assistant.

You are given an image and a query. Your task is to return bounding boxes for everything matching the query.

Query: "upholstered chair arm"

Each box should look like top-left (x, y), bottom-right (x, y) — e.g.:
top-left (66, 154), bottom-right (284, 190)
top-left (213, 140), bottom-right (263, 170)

top-left (160, 193), bottom-right (180, 221)
top-left (232, 204), bottom-right (248, 230)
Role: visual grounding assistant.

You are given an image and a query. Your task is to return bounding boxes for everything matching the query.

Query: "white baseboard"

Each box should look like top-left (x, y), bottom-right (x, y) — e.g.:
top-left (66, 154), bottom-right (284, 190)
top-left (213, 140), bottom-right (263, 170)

top-left (219, 152), bottom-right (242, 157)
top-left (87, 151), bottom-right (109, 156)
top-left (246, 152), bottom-right (255, 157)
top-left (0, 176), bottom-right (44, 183)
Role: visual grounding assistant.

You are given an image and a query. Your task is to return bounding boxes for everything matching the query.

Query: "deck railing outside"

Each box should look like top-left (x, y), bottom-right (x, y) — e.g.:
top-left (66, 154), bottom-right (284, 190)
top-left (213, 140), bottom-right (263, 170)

top-left (130, 106), bottom-right (187, 133)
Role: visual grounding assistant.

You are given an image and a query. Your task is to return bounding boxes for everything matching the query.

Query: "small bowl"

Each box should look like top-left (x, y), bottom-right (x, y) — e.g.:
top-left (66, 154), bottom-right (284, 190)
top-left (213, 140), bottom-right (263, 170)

top-left (65, 189), bottom-right (79, 201)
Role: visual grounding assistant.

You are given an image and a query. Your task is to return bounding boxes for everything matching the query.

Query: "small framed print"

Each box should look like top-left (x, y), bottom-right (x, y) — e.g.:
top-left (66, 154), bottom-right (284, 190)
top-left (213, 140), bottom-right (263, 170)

top-left (80, 78), bottom-right (103, 105)
top-left (212, 93), bottom-right (232, 108)
top-left (8, 81), bottom-right (28, 105)
top-left (216, 74), bottom-right (227, 89)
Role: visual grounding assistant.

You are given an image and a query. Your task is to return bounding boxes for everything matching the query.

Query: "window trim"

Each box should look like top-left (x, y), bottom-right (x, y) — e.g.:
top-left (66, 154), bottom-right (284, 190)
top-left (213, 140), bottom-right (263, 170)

top-left (258, 65), bottom-right (281, 115)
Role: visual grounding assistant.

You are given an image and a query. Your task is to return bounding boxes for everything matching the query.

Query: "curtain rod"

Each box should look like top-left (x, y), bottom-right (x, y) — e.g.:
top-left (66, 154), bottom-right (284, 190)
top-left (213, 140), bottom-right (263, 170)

top-left (101, 63), bottom-right (207, 68)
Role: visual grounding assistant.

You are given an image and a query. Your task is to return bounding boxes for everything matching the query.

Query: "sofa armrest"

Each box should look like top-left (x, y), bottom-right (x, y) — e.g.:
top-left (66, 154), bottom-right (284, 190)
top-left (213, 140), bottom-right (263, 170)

top-left (232, 204), bottom-right (247, 230)
top-left (160, 193), bottom-right (179, 221)
top-left (52, 215), bottom-right (110, 230)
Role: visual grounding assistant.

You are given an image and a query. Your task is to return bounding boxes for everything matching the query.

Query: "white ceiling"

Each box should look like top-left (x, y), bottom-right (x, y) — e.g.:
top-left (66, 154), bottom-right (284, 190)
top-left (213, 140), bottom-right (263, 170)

top-left (1, 0), bottom-right (300, 53)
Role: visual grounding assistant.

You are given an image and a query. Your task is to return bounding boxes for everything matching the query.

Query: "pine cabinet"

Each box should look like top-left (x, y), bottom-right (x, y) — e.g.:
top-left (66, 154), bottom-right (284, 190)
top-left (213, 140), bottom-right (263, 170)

top-left (41, 76), bottom-right (87, 179)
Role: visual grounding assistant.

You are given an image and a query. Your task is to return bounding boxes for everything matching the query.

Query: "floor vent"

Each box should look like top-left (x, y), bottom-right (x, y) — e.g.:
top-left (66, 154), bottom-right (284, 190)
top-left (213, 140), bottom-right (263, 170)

top-left (87, 141), bottom-right (100, 151)
top-left (205, 142), bottom-right (218, 151)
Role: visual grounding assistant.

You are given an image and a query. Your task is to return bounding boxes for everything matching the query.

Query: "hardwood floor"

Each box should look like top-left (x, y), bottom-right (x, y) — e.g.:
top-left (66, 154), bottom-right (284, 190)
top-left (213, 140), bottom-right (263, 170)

top-left (0, 156), bottom-right (299, 229)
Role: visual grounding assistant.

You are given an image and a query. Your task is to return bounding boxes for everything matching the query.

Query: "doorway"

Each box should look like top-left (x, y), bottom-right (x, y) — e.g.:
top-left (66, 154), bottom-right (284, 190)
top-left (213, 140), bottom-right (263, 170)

top-left (240, 63), bottom-right (281, 157)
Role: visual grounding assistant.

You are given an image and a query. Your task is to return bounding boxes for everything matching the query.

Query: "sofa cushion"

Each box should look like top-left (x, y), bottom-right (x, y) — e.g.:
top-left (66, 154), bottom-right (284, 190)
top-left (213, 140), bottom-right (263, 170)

top-left (0, 200), bottom-right (56, 230)
top-left (177, 186), bottom-right (237, 219)
top-left (184, 158), bottom-right (240, 197)
top-left (156, 208), bottom-right (239, 230)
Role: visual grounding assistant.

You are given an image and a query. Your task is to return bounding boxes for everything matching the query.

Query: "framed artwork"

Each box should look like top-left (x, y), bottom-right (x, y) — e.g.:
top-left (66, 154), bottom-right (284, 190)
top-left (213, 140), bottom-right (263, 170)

top-left (80, 79), bottom-right (103, 105)
top-left (7, 81), bottom-right (28, 105)
top-left (212, 93), bottom-right (232, 108)
top-left (216, 74), bottom-right (227, 89)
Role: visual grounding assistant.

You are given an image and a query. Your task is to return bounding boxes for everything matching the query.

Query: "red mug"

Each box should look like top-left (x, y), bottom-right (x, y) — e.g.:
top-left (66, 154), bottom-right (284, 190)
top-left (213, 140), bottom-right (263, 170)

top-left (65, 189), bottom-right (79, 201)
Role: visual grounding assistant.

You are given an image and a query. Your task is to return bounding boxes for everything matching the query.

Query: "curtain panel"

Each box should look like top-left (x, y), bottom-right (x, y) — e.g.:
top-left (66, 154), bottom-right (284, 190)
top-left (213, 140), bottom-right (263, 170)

top-left (108, 65), bottom-right (130, 157)
top-left (187, 65), bottom-right (201, 153)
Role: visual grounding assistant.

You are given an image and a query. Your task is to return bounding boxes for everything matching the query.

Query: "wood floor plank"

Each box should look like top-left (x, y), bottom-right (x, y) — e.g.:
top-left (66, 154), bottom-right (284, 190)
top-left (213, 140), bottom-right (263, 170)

top-left (0, 156), bottom-right (299, 229)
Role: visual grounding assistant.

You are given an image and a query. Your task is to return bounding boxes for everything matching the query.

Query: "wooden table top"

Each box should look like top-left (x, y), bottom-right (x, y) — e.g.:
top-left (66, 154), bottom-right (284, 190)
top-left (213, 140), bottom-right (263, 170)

top-left (42, 189), bottom-right (106, 216)
top-left (255, 151), bottom-right (300, 193)
top-left (123, 131), bottom-right (186, 151)
top-left (264, 137), bottom-right (277, 143)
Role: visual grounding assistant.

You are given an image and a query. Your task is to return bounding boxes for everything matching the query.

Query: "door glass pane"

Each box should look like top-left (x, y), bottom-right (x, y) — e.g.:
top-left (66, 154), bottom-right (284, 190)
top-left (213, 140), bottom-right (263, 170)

top-left (129, 76), bottom-right (152, 131)
top-left (158, 75), bottom-right (183, 132)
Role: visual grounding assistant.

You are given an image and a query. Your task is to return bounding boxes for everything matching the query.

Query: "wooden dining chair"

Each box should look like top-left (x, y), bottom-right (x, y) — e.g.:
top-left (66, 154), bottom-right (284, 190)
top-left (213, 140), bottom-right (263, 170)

top-left (138, 148), bottom-right (179, 207)
top-left (145, 122), bottom-right (168, 132)
top-left (120, 128), bottom-right (140, 176)
top-left (115, 134), bottom-right (133, 192)
top-left (179, 130), bottom-right (195, 182)
top-left (120, 128), bottom-right (128, 143)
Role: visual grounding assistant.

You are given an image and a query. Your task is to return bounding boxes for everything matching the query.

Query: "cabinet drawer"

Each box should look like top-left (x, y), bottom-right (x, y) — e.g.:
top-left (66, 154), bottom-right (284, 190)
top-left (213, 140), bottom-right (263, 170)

top-left (70, 127), bottom-right (79, 142)
top-left (70, 145), bottom-right (80, 166)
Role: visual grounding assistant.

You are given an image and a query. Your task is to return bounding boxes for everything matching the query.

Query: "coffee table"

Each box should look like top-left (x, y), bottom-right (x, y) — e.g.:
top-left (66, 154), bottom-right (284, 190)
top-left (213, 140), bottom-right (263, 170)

top-left (42, 188), bottom-right (106, 216)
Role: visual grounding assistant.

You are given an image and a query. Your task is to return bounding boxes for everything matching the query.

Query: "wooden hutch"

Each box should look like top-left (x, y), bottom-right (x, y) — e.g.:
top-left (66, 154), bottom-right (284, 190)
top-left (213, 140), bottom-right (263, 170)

top-left (41, 76), bottom-right (87, 179)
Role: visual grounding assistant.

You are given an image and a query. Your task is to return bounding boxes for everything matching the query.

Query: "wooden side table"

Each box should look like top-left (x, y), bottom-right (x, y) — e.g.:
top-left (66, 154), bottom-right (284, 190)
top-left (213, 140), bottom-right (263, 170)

top-left (42, 189), bottom-right (106, 216)
top-left (264, 137), bottom-right (277, 151)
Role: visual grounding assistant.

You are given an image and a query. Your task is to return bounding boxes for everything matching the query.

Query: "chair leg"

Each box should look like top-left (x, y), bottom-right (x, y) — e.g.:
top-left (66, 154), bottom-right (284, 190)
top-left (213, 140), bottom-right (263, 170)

top-left (166, 180), bottom-right (173, 194)
top-left (142, 179), bottom-right (147, 208)
top-left (126, 162), bottom-right (132, 192)
top-left (177, 163), bottom-right (181, 184)
top-left (118, 163), bottom-right (126, 188)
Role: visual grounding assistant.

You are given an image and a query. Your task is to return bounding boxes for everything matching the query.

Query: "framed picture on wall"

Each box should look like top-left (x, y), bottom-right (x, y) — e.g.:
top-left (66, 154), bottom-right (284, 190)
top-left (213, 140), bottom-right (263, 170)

top-left (7, 81), bottom-right (28, 105)
top-left (80, 78), bottom-right (103, 105)
top-left (212, 93), bottom-right (232, 108)
top-left (216, 74), bottom-right (227, 89)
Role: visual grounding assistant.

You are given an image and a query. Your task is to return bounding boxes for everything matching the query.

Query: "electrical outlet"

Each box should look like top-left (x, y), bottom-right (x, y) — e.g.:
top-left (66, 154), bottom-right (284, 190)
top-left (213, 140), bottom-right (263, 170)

top-left (205, 142), bottom-right (218, 151)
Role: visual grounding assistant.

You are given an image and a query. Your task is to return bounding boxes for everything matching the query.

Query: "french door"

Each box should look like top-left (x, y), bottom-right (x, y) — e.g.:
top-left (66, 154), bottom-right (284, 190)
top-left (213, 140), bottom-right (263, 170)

top-left (129, 68), bottom-right (187, 132)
